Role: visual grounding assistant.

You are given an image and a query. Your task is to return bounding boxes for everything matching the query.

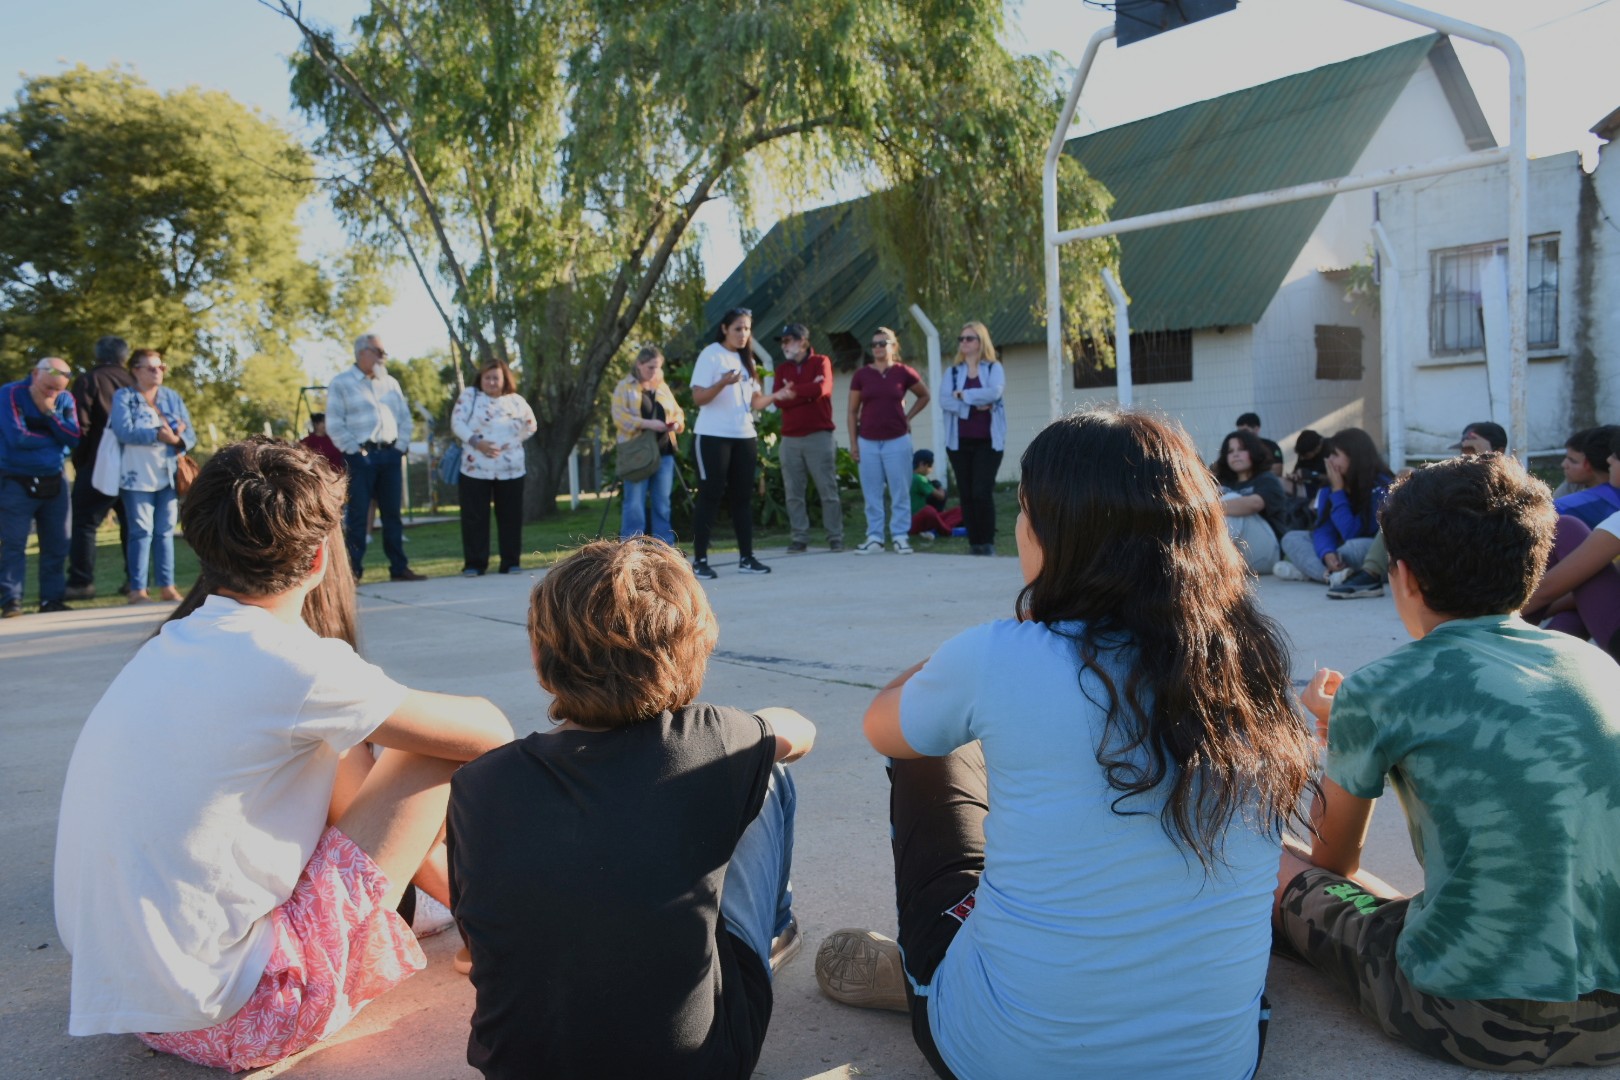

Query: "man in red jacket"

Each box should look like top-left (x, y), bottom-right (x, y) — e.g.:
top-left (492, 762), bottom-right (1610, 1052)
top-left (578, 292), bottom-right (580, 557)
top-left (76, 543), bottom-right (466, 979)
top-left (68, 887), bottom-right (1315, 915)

top-left (771, 324), bottom-right (843, 552)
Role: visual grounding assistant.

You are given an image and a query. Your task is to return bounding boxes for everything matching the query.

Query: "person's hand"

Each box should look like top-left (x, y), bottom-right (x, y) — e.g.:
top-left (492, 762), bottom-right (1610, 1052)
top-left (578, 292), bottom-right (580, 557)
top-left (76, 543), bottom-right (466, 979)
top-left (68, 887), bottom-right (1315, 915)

top-left (643, 419), bottom-right (669, 433)
top-left (776, 385), bottom-right (796, 402)
top-left (1326, 455), bottom-right (1345, 491)
top-left (954, 389), bottom-right (965, 400)
top-left (723, 369), bottom-right (743, 386)
top-left (670, 419), bottom-right (684, 435)
top-left (850, 442), bottom-right (861, 464)
top-left (172, 419), bottom-right (188, 435)
top-left (157, 424), bottom-right (181, 446)
top-left (1301, 668), bottom-right (1343, 745)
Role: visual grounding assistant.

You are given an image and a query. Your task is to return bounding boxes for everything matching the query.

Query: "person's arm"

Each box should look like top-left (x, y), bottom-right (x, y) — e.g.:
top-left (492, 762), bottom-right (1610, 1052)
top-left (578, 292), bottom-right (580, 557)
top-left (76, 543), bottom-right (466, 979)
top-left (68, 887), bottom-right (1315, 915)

top-left (1306, 778), bottom-right (1377, 877)
top-left (1221, 493), bottom-right (1266, 516)
top-left (863, 660), bottom-right (929, 759)
top-left (390, 383), bottom-right (413, 453)
top-left (662, 386), bottom-right (685, 434)
top-left (690, 373), bottom-right (737, 406)
top-left (367, 689), bottom-right (515, 762)
top-left (515, 394), bottom-right (538, 441)
top-left (847, 386), bottom-right (863, 463)
top-left (756, 706), bottom-right (816, 764)
top-left (904, 376), bottom-right (931, 425)
top-left (109, 389), bottom-right (156, 445)
top-left (610, 381), bottom-right (652, 438)
top-left (451, 387), bottom-right (477, 443)
top-left (957, 362), bottom-right (1004, 408)
top-left (689, 352), bottom-right (739, 406)
top-left (325, 374), bottom-right (360, 454)
top-left (1526, 527), bottom-right (1620, 611)
top-left (169, 392), bottom-right (196, 452)
top-left (0, 386), bottom-right (33, 455)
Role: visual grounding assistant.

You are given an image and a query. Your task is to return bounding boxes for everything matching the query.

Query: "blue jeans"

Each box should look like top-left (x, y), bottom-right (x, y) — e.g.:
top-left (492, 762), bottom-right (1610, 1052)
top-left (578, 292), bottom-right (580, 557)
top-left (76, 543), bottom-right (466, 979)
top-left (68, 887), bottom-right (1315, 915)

top-left (620, 453), bottom-right (677, 544)
top-left (0, 474), bottom-right (70, 606)
top-left (1279, 531), bottom-right (1374, 582)
top-left (720, 763), bottom-right (797, 979)
top-left (343, 447), bottom-right (408, 576)
top-left (123, 486), bottom-right (178, 591)
top-left (859, 435), bottom-right (913, 544)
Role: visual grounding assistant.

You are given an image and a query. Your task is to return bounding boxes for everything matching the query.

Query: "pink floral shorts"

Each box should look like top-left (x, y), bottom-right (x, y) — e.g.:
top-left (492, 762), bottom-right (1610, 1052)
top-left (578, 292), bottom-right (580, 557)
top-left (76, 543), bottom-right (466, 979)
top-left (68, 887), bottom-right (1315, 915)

top-left (139, 827), bottom-right (426, 1072)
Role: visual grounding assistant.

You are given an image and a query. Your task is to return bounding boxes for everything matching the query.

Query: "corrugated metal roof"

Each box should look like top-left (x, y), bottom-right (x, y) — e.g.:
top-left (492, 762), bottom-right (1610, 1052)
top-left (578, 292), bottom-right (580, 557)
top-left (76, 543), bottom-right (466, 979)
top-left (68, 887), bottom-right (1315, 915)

top-left (705, 34), bottom-right (1446, 346)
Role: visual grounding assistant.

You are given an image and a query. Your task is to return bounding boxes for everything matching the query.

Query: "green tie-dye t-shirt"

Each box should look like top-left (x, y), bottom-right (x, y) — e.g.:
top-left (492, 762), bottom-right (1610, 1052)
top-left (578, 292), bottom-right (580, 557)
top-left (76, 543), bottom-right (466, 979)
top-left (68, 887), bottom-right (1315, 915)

top-left (1327, 614), bottom-right (1620, 1002)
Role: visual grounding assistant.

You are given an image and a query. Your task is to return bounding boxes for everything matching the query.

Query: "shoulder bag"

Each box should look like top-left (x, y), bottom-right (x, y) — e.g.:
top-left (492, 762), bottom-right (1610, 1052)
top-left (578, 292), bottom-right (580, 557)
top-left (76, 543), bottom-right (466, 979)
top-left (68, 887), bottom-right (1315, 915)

top-left (439, 389), bottom-right (478, 486)
top-left (616, 430), bottom-right (661, 484)
top-left (174, 453), bottom-right (200, 498)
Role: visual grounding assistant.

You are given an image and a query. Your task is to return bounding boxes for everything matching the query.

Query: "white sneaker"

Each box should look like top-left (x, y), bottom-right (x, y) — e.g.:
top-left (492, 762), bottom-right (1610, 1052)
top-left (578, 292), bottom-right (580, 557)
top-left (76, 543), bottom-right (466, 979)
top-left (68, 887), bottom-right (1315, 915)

top-left (854, 540), bottom-right (885, 555)
top-left (411, 890), bottom-right (456, 938)
top-left (893, 538), bottom-right (912, 555)
top-left (1326, 567), bottom-right (1353, 588)
top-left (1272, 560), bottom-right (1307, 582)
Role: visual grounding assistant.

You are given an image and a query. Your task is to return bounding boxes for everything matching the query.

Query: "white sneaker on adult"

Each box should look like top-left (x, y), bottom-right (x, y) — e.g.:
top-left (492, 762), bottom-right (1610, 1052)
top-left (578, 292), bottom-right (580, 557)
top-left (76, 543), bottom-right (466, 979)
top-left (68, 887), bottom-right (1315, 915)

top-left (853, 540), bottom-right (885, 555)
top-left (892, 538), bottom-right (912, 555)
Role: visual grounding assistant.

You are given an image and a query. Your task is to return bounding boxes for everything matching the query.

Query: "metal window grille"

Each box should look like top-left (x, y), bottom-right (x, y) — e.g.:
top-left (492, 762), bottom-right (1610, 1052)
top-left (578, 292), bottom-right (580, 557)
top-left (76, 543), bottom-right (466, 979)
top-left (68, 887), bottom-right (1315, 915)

top-left (1429, 236), bottom-right (1558, 356)
top-left (1074, 329), bottom-right (1194, 387)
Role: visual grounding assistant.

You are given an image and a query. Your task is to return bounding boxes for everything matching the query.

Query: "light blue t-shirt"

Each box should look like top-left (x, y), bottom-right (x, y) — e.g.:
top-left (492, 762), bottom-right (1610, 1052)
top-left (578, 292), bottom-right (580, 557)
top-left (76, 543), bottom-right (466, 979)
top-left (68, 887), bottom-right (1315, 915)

top-left (900, 618), bottom-right (1277, 1079)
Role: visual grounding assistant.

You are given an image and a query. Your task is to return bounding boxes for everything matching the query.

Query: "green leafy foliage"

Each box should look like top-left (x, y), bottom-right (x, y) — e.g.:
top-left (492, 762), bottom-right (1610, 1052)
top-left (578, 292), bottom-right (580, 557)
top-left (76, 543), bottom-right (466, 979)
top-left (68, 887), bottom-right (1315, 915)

top-left (277, 0), bottom-right (1115, 519)
top-left (0, 66), bottom-right (386, 441)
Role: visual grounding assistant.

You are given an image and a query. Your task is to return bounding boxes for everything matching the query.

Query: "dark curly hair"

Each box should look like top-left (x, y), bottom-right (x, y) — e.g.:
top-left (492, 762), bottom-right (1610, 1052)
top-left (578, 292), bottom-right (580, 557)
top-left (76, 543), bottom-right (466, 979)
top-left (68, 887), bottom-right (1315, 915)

top-left (1211, 428), bottom-right (1274, 486)
top-left (1017, 408), bottom-right (1315, 866)
top-left (1380, 454), bottom-right (1555, 617)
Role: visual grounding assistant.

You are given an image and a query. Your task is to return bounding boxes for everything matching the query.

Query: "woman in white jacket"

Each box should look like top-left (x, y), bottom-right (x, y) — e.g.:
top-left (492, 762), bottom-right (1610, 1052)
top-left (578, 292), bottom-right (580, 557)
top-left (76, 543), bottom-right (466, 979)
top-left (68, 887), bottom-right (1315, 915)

top-left (451, 359), bottom-right (537, 575)
top-left (938, 321), bottom-right (1006, 556)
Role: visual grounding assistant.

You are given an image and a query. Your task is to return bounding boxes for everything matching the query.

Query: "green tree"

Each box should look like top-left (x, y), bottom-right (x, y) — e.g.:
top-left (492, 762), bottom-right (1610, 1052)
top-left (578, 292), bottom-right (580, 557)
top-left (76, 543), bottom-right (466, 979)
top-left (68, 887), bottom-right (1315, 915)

top-left (277, 0), bottom-right (1115, 517)
top-left (0, 66), bottom-right (386, 439)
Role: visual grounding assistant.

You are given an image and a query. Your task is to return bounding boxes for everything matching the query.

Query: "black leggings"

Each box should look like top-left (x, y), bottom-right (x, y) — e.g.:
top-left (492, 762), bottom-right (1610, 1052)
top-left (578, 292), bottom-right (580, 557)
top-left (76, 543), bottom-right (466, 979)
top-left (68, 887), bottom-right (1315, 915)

top-left (946, 439), bottom-right (1003, 546)
top-left (692, 434), bottom-right (756, 560)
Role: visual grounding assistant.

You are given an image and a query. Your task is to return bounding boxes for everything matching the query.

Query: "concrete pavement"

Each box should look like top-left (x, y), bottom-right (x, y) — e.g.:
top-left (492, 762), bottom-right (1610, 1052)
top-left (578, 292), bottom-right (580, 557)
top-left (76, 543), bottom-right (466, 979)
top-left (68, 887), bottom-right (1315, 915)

top-left (0, 547), bottom-right (1588, 1078)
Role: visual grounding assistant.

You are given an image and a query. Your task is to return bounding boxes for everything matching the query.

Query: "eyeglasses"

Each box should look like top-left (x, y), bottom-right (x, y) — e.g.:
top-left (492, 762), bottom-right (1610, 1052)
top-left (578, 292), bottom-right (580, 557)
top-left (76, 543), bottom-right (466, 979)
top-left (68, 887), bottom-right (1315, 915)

top-left (871, 340), bottom-right (892, 349)
top-left (957, 334), bottom-right (979, 343)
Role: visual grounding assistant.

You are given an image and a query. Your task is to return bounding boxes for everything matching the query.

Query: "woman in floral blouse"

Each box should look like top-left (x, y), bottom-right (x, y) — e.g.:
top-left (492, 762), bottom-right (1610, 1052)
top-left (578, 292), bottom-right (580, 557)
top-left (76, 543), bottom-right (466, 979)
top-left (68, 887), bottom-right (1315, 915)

top-left (110, 349), bottom-right (196, 603)
top-left (450, 359), bottom-right (538, 575)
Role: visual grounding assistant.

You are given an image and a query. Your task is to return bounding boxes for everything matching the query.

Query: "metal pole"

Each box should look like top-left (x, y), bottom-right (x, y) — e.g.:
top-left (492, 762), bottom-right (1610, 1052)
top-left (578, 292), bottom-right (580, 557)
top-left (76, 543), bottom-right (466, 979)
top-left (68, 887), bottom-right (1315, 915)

top-left (568, 448), bottom-right (580, 511)
top-left (908, 304), bottom-right (947, 490)
top-left (1045, 26), bottom-right (1116, 423)
top-left (1101, 270), bottom-right (1132, 408)
top-left (1371, 221), bottom-right (1404, 469)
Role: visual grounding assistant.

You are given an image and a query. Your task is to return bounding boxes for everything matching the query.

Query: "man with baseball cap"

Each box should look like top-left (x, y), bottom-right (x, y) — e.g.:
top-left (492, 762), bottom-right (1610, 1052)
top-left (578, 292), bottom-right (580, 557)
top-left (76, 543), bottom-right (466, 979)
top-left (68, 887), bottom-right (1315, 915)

top-left (1452, 421), bottom-right (1507, 456)
top-left (771, 324), bottom-right (843, 552)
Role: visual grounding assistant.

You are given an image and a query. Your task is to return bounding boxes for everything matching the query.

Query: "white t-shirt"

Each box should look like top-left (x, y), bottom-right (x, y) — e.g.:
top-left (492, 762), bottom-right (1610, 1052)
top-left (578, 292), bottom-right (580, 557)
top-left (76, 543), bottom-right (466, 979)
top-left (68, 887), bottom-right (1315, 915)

top-left (54, 596), bottom-right (409, 1035)
top-left (690, 342), bottom-right (759, 439)
top-left (1598, 509), bottom-right (1620, 540)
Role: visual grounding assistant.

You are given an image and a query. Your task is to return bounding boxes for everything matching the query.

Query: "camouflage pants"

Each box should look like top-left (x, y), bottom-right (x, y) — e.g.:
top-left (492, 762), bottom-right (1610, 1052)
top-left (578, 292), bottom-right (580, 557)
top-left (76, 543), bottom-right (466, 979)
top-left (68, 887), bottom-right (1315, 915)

top-left (1278, 868), bottom-right (1620, 1072)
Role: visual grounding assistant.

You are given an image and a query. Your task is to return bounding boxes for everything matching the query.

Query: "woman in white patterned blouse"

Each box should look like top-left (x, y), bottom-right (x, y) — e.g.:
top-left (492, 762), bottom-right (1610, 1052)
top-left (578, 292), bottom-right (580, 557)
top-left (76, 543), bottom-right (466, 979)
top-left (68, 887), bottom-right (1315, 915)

top-left (450, 359), bottom-right (538, 575)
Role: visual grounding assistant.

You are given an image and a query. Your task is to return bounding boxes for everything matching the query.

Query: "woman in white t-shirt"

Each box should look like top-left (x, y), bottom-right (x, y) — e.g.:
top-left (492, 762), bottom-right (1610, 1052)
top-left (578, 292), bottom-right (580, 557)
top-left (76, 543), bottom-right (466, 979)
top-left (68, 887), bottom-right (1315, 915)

top-left (688, 308), bottom-right (788, 580)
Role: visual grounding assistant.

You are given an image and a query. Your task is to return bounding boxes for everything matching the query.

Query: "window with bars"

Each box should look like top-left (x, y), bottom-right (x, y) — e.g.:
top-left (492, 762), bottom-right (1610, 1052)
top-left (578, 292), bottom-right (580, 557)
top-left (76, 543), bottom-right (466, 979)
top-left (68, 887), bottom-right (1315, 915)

top-left (1073, 329), bottom-right (1194, 387)
top-left (1314, 325), bottom-right (1364, 380)
top-left (1429, 236), bottom-right (1559, 356)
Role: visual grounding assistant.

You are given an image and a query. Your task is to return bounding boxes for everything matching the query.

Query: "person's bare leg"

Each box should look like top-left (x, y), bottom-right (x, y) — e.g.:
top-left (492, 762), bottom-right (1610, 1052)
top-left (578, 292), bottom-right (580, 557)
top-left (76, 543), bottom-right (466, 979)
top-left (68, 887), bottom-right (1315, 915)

top-left (328, 745), bottom-right (375, 827)
top-left (336, 748), bottom-right (458, 911)
top-left (411, 833), bottom-right (451, 908)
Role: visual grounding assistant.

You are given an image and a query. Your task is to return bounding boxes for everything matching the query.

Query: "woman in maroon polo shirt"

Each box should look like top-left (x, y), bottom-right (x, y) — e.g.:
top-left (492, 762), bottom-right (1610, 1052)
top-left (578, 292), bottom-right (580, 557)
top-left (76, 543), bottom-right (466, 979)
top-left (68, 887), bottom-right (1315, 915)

top-left (848, 328), bottom-right (931, 555)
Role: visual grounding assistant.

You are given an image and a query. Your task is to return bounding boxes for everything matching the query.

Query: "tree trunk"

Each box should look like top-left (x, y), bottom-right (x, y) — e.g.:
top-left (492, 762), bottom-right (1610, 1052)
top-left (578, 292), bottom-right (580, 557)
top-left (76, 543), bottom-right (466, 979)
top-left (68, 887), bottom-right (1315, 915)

top-left (522, 390), bottom-right (599, 520)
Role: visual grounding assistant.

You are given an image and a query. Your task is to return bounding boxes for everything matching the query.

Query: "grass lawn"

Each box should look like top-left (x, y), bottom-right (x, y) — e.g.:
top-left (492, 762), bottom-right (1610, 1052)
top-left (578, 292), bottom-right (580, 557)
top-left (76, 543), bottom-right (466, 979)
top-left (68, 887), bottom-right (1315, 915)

top-left (14, 482), bottom-right (1019, 614)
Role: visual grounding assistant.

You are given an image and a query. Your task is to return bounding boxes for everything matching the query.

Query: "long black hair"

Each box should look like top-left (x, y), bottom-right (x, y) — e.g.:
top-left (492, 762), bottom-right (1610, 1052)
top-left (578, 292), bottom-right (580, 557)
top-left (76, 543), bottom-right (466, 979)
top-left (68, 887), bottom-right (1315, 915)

top-left (716, 307), bottom-right (757, 382)
top-left (1211, 428), bottom-right (1273, 486)
top-left (1324, 427), bottom-right (1392, 525)
top-left (1017, 409), bottom-right (1315, 865)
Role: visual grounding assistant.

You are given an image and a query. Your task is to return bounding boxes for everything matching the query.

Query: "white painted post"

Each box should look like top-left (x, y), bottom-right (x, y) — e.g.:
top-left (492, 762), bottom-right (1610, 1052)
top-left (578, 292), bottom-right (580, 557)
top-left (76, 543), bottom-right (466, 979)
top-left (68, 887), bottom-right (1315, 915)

top-left (1371, 221), bottom-right (1406, 470)
top-left (568, 448), bottom-right (580, 511)
top-left (1101, 269), bottom-right (1132, 408)
top-left (908, 304), bottom-right (947, 490)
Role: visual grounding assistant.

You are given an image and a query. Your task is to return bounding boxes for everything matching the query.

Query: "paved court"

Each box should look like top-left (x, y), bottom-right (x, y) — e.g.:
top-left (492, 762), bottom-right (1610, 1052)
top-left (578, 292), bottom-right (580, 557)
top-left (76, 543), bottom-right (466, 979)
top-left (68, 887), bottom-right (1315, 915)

top-left (0, 548), bottom-right (1588, 1078)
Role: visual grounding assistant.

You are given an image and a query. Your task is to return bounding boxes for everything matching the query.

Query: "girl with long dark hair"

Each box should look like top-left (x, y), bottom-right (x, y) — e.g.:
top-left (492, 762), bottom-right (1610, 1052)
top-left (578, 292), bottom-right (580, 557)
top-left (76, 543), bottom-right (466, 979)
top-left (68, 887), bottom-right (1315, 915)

top-left (688, 309), bottom-right (786, 579)
top-left (1277, 426), bottom-right (1394, 583)
top-left (1213, 428), bottom-right (1286, 574)
top-left (815, 408), bottom-right (1316, 1078)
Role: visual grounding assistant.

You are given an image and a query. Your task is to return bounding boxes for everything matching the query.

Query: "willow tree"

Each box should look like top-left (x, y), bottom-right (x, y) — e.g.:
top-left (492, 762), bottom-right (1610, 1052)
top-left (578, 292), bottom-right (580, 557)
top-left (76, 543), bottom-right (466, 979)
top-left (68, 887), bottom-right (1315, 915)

top-left (276, 0), bottom-right (1115, 516)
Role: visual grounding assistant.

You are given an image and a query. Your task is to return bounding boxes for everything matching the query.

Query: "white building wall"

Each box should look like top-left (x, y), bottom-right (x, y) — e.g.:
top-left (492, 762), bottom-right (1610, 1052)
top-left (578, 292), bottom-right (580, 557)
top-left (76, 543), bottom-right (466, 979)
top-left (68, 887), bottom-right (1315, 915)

top-left (1594, 137), bottom-right (1620, 425)
top-left (1376, 151), bottom-right (1587, 456)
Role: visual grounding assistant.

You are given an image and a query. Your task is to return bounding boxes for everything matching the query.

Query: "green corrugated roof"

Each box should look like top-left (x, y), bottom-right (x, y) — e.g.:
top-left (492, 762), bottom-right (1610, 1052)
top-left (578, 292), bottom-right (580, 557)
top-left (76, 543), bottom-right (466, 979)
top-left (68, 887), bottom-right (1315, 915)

top-left (705, 34), bottom-right (1457, 347)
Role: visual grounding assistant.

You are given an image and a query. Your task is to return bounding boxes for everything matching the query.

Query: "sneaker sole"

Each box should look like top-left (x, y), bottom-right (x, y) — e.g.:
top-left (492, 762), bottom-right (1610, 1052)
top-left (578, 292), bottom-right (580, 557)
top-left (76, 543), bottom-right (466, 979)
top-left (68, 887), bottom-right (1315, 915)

top-left (1328, 587), bottom-right (1385, 600)
top-left (815, 929), bottom-right (909, 1012)
top-left (770, 920), bottom-right (803, 973)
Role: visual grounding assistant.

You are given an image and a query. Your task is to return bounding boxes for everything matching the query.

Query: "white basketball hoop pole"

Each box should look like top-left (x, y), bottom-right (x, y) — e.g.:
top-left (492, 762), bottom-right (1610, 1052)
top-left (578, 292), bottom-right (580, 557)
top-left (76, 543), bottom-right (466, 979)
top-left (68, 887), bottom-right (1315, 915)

top-left (1044, 0), bottom-right (1529, 462)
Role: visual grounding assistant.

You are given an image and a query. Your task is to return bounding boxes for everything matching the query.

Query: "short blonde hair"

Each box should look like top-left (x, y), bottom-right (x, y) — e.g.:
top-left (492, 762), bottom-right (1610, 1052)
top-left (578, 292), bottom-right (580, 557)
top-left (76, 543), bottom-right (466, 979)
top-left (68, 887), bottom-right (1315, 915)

top-left (527, 539), bottom-right (718, 728)
top-left (953, 320), bottom-right (998, 365)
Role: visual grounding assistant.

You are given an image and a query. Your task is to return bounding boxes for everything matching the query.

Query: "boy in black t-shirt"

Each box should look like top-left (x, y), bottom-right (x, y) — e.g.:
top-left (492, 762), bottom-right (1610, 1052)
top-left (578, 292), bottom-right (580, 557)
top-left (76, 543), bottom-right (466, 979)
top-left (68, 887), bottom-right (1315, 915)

top-left (447, 538), bottom-right (814, 1080)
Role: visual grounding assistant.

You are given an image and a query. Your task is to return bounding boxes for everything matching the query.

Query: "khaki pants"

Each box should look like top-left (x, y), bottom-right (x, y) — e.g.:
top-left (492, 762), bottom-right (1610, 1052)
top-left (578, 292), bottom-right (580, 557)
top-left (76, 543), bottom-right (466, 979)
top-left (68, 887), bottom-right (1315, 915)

top-left (779, 430), bottom-right (842, 544)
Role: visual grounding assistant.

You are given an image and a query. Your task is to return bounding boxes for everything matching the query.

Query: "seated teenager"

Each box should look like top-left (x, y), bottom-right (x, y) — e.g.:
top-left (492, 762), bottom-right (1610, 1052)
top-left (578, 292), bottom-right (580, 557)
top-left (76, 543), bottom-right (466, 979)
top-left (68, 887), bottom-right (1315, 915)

top-left (1554, 424), bottom-right (1620, 528)
top-left (814, 408), bottom-right (1316, 1078)
top-left (1212, 428), bottom-right (1286, 574)
top-left (1284, 428), bottom-right (1328, 500)
top-left (54, 437), bottom-right (513, 1072)
top-left (1551, 426), bottom-right (1605, 498)
top-left (1276, 453), bottom-right (1620, 1070)
top-left (1524, 510), bottom-right (1620, 659)
top-left (448, 538), bottom-right (814, 1080)
top-left (1276, 427), bottom-right (1392, 583)
top-left (908, 448), bottom-right (963, 539)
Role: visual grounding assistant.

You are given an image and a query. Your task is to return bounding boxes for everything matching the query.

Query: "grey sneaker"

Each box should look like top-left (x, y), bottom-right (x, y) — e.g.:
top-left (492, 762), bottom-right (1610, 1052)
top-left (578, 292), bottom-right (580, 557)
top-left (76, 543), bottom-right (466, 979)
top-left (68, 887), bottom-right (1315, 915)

top-left (827, 537), bottom-right (844, 552)
top-left (853, 539), bottom-right (885, 555)
top-left (1328, 569), bottom-right (1385, 599)
top-left (770, 916), bottom-right (803, 973)
top-left (786, 541), bottom-right (809, 554)
top-left (816, 929), bottom-right (909, 1012)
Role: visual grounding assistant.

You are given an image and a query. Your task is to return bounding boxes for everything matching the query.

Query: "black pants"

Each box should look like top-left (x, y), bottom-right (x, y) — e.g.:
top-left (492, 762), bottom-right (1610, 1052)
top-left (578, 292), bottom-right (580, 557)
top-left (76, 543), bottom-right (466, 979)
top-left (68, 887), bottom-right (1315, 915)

top-left (692, 434), bottom-right (756, 561)
top-left (459, 474), bottom-right (526, 573)
top-left (946, 439), bottom-right (1002, 547)
top-left (68, 471), bottom-right (128, 589)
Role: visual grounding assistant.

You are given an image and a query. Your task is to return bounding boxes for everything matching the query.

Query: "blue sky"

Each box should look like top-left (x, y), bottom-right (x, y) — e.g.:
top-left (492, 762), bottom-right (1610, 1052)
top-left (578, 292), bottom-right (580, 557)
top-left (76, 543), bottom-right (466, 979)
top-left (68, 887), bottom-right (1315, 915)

top-left (4, 0), bottom-right (1614, 371)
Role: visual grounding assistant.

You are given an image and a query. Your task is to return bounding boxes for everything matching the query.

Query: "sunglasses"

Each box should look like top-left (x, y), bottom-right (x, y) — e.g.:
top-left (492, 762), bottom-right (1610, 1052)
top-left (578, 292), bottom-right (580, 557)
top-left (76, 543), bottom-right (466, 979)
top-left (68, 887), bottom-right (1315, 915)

top-left (957, 334), bottom-right (979, 343)
top-left (871, 340), bottom-right (893, 348)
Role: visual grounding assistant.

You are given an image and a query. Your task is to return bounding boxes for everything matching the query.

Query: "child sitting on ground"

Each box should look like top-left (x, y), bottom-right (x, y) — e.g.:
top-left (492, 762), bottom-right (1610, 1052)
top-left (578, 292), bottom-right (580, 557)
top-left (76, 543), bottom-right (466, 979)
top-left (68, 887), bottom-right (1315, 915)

top-left (54, 437), bottom-right (513, 1071)
top-left (448, 538), bottom-right (815, 1079)
top-left (1276, 452), bottom-right (1620, 1070)
top-left (908, 448), bottom-right (962, 539)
